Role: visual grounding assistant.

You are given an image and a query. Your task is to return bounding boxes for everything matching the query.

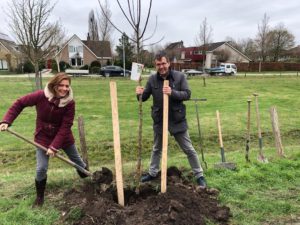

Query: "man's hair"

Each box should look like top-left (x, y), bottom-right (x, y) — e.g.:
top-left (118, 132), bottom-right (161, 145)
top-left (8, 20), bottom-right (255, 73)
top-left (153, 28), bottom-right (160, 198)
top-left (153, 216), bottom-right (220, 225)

top-left (155, 51), bottom-right (169, 62)
top-left (48, 73), bottom-right (71, 95)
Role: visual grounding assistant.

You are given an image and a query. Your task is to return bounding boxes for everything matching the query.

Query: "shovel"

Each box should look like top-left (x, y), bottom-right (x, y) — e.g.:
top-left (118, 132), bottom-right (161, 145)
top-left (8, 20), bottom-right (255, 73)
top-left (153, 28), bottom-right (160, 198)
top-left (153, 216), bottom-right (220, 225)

top-left (6, 128), bottom-right (93, 177)
top-left (214, 110), bottom-right (236, 170)
top-left (253, 93), bottom-right (268, 163)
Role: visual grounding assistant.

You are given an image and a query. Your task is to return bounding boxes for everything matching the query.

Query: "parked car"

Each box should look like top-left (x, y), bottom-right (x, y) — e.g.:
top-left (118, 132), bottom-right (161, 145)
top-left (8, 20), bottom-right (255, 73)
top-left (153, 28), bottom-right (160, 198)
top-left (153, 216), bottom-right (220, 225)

top-left (99, 66), bottom-right (131, 77)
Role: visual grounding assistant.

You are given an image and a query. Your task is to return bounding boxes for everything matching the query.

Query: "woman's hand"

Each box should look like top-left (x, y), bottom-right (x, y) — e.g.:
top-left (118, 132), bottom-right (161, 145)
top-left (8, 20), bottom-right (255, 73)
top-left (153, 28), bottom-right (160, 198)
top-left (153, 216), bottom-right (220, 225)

top-left (46, 148), bottom-right (56, 157)
top-left (0, 123), bottom-right (8, 131)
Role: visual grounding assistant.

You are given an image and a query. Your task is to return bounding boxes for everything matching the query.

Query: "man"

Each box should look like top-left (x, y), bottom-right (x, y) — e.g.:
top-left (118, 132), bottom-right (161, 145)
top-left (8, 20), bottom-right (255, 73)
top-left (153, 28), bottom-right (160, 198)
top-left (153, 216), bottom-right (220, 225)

top-left (135, 52), bottom-right (206, 187)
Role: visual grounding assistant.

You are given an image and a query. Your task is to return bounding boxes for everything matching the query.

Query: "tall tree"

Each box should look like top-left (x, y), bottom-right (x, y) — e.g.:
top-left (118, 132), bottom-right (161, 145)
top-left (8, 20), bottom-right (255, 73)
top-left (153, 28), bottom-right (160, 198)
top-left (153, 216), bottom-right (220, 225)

top-left (88, 10), bottom-right (99, 41)
top-left (195, 17), bottom-right (213, 69)
top-left (7, 0), bottom-right (64, 89)
top-left (268, 24), bottom-right (295, 62)
top-left (97, 0), bottom-right (113, 42)
top-left (115, 33), bottom-right (135, 69)
top-left (256, 13), bottom-right (270, 62)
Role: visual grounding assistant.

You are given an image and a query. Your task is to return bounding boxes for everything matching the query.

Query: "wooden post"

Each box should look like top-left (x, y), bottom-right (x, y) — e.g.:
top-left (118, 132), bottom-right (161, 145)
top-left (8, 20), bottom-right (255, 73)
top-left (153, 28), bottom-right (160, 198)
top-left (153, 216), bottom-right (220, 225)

top-left (161, 80), bottom-right (169, 193)
top-left (245, 99), bottom-right (251, 162)
top-left (203, 77), bottom-right (206, 87)
top-left (270, 107), bottom-right (285, 157)
top-left (109, 81), bottom-right (124, 206)
top-left (78, 116), bottom-right (89, 170)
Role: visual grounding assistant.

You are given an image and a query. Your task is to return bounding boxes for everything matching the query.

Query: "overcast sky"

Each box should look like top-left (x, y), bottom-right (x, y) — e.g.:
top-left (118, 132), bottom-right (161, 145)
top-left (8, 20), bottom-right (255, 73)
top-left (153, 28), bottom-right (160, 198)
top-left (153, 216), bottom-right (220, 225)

top-left (1, 0), bottom-right (299, 49)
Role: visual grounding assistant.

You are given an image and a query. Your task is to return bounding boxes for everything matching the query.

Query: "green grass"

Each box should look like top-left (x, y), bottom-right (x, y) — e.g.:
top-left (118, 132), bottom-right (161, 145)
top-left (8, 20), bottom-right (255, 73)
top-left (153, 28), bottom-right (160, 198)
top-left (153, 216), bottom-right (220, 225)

top-left (0, 75), bottom-right (300, 224)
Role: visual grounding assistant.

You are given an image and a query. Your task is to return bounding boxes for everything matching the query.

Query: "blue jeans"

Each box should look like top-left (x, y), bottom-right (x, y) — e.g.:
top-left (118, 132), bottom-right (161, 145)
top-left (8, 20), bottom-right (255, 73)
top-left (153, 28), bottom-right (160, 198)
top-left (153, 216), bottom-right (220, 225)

top-left (35, 144), bottom-right (86, 181)
top-left (148, 130), bottom-right (204, 179)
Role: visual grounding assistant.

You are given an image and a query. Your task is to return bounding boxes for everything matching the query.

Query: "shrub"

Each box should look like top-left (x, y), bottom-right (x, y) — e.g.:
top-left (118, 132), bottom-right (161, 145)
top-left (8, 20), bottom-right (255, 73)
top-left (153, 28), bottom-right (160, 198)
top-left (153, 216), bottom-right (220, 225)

top-left (59, 61), bottom-right (70, 72)
top-left (23, 61), bottom-right (34, 73)
top-left (90, 66), bottom-right (100, 74)
top-left (90, 60), bottom-right (101, 68)
top-left (80, 64), bottom-right (89, 70)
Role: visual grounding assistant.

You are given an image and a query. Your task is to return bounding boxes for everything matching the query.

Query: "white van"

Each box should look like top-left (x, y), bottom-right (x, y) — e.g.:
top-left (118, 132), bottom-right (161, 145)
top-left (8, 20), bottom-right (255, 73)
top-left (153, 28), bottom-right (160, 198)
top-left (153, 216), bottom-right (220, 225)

top-left (207, 63), bottom-right (237, 76)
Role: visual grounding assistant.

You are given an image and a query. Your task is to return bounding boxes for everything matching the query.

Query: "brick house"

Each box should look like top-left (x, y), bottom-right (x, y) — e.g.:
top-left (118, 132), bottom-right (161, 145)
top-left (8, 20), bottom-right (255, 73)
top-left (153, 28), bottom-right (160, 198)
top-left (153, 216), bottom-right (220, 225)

top-left (0, 33), bottom-right (22, 71)
top-left (165, 41), bottom-right (185, 62)
top-left (181, 41), bottom-right (251, 68)
top-left (55, 34), bottom-right (112, 68)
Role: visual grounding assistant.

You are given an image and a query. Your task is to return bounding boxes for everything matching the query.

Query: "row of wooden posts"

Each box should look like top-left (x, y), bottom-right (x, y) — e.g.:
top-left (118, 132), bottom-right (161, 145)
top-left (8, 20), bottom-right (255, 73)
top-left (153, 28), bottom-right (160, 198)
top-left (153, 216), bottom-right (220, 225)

top-left (76, 81), bottom-right (285, 207)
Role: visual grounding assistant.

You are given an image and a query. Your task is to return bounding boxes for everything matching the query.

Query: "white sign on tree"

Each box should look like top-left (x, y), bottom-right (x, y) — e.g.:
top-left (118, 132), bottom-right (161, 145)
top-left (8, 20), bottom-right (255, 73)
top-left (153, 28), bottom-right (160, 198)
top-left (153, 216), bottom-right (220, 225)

top-left (131, 62), bottom-right (144, 81)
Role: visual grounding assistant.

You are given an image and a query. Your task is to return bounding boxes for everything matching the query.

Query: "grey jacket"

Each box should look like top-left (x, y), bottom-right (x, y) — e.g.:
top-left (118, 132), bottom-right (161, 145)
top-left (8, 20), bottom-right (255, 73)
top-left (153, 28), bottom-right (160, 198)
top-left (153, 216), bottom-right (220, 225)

top-left (139, 70), bottom-right (191, 135)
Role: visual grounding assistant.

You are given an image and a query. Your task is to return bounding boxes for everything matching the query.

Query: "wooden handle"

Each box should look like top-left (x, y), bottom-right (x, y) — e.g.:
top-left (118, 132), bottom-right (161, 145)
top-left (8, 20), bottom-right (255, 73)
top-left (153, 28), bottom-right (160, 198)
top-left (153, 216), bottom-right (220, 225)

top-left (216, 110), bottom-right (223, 148)
top-left (6, 128), bottom-right (92, 176)
top-left (254, 95), bottom-right (262, 138)
top-left (110, 81), bottom-right (125, 206)
top-left (161, 80), bottom-right (169, 193)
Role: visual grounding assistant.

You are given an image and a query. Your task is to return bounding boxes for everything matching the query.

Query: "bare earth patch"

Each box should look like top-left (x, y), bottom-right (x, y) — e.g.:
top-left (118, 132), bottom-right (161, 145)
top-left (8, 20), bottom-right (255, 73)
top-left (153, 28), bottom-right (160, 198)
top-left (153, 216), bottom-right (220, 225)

top-left (58, 167), bottom-right (231, 225)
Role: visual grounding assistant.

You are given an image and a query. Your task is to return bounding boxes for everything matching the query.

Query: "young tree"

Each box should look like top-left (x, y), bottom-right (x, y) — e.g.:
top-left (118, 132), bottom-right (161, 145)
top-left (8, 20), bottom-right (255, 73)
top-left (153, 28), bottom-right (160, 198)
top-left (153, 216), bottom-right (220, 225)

top-left (97, 0), bottom-right (163, 185)
top-left (195, 17), bottom-right (213, 69)
top-left (256, 13), bottom-right (270, 62)
top-left (268, 24), bottom-right (295, 62)
top-left (97, 0), bottom-right (162, 62)
top-left (7, 0), bottom-right (64, 89)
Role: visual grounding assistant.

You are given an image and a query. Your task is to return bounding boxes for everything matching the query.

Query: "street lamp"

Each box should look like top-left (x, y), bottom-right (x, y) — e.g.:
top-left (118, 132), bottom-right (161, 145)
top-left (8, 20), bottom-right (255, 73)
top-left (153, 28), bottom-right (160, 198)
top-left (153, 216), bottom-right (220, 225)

top-left (122, 35), bottom-right (126, 77)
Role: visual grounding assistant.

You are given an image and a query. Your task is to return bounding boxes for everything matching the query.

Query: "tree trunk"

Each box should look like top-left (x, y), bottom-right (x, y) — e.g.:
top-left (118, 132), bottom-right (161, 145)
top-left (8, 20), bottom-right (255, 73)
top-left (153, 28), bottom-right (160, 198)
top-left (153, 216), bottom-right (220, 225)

top-left (35, 63), bottom-right (42, 90)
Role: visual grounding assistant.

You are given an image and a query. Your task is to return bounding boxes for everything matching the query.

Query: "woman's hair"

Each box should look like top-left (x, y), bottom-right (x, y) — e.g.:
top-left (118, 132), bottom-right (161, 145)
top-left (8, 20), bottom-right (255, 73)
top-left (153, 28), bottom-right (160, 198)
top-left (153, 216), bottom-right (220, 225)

top-left (47, 73), bottom-right (71, 96)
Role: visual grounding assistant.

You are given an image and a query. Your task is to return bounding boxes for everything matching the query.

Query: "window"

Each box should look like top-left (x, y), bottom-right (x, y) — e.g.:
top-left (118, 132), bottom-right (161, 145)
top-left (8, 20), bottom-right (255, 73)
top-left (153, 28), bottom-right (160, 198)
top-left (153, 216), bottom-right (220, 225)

top-left (69, 45), bottom-right (75, 52)
top-left (193, 50), bottom-right (203, 55)
top-left (77, 46), bottom-right (83, 52)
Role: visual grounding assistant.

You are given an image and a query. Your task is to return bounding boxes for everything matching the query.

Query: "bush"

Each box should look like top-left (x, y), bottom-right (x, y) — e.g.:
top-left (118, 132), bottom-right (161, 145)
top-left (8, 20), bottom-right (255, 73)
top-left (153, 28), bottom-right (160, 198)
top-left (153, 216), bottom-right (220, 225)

top-left (80, 64), bottom-right (89, 70)
top-left (59, 61), bottom-right (71, 72)
top-left (23, 61), bottom-right (34, 73)
top-left (90, 61), bottom-right (101, 68)
top-left (90, 66), bottom-right (100, 74)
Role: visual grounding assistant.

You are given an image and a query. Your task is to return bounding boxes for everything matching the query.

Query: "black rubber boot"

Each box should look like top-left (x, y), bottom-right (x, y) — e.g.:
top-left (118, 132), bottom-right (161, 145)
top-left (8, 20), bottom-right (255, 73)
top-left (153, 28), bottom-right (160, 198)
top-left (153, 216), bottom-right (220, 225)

top-left (77, 166), bottom-right (89, 178)
top-left (32, 177), bottom-right (47, 208)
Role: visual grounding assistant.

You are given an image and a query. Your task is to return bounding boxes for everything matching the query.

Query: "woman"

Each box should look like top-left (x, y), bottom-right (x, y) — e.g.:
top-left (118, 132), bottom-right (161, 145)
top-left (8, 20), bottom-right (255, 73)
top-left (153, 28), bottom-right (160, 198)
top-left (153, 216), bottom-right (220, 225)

top-left (0, 73), bottom-right (88, 207)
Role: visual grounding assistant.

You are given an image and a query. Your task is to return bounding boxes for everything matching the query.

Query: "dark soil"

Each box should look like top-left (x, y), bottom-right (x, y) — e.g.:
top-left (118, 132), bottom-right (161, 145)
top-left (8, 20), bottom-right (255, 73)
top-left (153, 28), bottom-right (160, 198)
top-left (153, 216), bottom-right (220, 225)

top-left (58, 167), bottom-right (231, 225)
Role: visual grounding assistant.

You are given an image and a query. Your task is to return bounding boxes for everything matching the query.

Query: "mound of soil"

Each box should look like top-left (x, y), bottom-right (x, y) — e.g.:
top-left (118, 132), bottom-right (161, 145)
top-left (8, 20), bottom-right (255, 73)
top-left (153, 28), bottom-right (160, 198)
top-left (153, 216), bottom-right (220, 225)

top-left (59, 167), bottom-right (231, 225)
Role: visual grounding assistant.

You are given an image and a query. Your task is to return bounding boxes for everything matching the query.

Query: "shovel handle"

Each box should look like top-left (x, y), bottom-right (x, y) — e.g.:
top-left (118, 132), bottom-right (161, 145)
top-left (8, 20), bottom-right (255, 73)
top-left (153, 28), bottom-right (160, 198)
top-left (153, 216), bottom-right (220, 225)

top-left (6, 128), bottom-right (92, 177)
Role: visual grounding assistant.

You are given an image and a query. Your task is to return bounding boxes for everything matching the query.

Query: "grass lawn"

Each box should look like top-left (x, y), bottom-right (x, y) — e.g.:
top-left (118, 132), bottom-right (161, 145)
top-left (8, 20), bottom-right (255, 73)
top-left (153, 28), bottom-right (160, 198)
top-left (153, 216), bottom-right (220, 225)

top-left (0, 75), bottom-right (299, 224)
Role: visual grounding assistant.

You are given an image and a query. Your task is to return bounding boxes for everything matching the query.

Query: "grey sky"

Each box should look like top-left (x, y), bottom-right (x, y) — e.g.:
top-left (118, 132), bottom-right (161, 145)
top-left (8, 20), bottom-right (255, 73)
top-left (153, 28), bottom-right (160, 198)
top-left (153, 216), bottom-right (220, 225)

top-left (1, 0), bottom-right (299, 49)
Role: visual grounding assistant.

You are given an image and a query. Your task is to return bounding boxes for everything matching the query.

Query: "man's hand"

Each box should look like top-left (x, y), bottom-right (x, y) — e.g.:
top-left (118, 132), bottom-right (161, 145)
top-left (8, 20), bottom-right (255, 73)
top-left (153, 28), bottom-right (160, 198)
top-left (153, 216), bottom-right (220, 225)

top-left (0, 123), bottom-right (8, 131)
top-left (136, 86), bottom-right (144, 95)
top-left (46, 148), bottom-right (56, 157)
top-left (162, 86), bottom-right (172, 96)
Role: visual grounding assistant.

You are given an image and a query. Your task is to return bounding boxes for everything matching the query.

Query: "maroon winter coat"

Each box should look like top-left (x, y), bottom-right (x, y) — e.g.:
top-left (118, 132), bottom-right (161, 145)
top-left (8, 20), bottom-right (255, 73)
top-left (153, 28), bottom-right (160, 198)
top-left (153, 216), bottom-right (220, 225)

top-left (1, 88), bottom-right (75, 150)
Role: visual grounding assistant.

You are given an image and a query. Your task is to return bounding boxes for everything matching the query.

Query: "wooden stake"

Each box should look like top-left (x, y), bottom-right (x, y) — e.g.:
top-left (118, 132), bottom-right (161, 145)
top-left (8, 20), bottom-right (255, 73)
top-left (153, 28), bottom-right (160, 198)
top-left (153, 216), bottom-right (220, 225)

top-left (78, 116), bottom-right (89, 170)
top-left (245, 99), bottom-right (251, 162)
top-left (161, 80), bottom-right (169, 193)
top-left (110, 81), bottom-right (124, 206)
top-left (270, 106), bottom-right (285, 157)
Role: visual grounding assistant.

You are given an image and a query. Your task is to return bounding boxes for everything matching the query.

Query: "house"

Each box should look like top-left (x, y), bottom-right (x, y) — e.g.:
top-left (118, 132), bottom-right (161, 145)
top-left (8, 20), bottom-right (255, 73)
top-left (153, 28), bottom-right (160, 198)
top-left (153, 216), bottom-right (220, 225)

top-left (0, 32), bottom-right (22, 71)
top-left (55, 34), bottom-right (112, 68)
top-left (164, 41), bottom-right (184, 62)
top-left (281, 45), bottom-right (300, 62)
top-left (181, 41), bottom-right (251, 68)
